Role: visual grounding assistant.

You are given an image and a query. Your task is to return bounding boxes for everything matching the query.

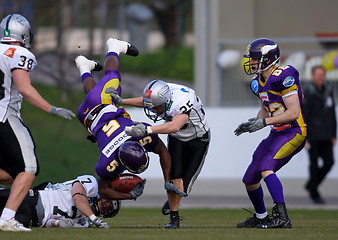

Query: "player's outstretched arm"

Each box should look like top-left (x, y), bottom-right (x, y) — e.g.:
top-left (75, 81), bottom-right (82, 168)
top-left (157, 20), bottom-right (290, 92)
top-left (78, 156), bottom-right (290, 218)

top-left (12, 69), bottom-right (75, 119)
top-left (98, 179), bottom-right (138, 200)
top-left (71, 182), bottom-right (109, 228)
top-left (105, 87), bottom-right (144, 107)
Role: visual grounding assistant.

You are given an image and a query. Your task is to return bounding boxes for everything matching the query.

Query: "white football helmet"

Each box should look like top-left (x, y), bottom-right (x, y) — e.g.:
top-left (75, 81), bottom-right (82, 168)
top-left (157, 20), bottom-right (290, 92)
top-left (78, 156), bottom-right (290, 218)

top-left (143, 80), bottom-right (172, 122)
top-left (0, 14), bottom-right (33, 49)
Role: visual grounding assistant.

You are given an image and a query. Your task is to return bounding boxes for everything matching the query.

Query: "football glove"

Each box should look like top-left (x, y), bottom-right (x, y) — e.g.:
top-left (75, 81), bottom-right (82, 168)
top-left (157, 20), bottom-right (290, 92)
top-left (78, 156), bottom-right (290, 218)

top-left (125, 123), bottom-right (148, 137)
top-left (92, 217), bottom-right (110, 228)
top-left (105, 87), bottom-right (123, 105)
top-left (49, 106), bottom-right (75, 120)
top-left (164, 180), bottom-right (188, 197)
top-left (56, 218), bottom-right (75, 228)
top-left (129, 179), bottom-right (146, 200)
top-left (234, 121), bottom-right (251, 136)
top-left (246, 117), bottom-right (267, 133)
top-left (234, 117), bottom-right (267, 136)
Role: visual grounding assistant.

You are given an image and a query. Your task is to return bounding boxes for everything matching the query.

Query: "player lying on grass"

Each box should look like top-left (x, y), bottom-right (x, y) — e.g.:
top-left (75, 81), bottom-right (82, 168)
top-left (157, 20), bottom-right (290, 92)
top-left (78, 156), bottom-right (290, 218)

top-left (0, 175), bottom-right (119, 228)
top-left (75, 38), bottom-right (186, 203)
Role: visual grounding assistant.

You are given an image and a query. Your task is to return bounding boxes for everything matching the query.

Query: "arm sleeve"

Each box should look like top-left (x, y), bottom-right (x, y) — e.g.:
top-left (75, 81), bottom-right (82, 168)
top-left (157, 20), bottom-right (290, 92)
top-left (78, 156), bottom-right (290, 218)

top-left (10, 47), bottom-right (37, 71)
top-left (75, 175), bottom-right (98, 197)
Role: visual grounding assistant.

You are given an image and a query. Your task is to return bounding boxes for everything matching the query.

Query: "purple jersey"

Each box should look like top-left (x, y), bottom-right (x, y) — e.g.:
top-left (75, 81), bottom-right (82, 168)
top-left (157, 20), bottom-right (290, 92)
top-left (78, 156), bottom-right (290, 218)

top-left (95, 116), bottom-right (158, 180)
top-left (249, 65), bottom-right (306, 136)
top-left (77, 70), bottom-right (159, 180)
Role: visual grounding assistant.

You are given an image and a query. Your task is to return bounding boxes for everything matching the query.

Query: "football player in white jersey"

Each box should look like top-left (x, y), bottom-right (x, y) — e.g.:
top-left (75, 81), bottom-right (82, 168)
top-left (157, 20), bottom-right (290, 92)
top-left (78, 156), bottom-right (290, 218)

top-left (0, 175), bottom-right (118, 228)
top-left (106, 80), bottom-right (210, 228)
top-left (0, 14), bottom-right (75, 232)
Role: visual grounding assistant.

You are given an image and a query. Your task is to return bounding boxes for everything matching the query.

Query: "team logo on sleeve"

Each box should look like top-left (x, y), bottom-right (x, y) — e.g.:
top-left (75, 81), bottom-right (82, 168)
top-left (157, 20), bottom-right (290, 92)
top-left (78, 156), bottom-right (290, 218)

top-left (251, 80), bottom-right (258, 94)
top-left (283, 76), bottom-right (295, 87)
top-left (3, 47), bottom-right (16, 58)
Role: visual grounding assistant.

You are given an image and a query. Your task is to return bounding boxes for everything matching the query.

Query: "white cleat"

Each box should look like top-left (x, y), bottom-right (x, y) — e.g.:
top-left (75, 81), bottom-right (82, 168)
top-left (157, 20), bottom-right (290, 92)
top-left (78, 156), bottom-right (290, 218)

top-left (0, 218), bottom-right (31, 232)
top-left (75, 55), bottom-right (102, 72)
top-left (106, 38), bottom-right (139, 56)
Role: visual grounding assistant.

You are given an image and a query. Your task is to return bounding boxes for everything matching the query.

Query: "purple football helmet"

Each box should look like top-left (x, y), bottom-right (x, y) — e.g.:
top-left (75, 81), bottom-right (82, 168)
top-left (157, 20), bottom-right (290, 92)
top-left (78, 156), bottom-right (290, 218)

top-left (118, 141), bottom-right (149, 174)
top-left (243, 38), bottom-right (280, 75)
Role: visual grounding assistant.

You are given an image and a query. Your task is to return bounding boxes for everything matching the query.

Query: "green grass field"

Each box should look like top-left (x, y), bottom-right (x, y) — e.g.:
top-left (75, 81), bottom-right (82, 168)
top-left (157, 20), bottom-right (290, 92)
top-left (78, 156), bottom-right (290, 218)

top-left (6, 85), bottom-right (338, 240)
top-left (1, 208), bottom-right (338, 240)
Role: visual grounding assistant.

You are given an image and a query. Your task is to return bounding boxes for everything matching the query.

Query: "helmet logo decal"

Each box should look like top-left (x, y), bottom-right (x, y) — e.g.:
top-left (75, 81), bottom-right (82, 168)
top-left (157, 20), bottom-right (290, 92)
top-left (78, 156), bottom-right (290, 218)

top-left (144, 89), bottom-right (152, 98)
top-left (261, 44), bottom-right (278, 55)
top-left (4, 29), bottom-right (10, 37)
top-left (246, 44), bottom-right (251, 54)
top-left (158, 85), bottom-right (169, 98)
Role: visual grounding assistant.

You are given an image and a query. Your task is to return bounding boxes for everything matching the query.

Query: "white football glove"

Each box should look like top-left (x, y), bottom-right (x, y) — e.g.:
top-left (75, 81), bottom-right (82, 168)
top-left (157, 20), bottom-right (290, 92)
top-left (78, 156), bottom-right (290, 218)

top-left (105, 87), bottom-right (124, 105)
top-left (125, 123), bottom-right (148, 137)
top-left (49, 106), bottom-right (75, 120)
top-left (92, 217), bottom-right (110, 228)
top-left (56, 218), bottom-right (75, 228)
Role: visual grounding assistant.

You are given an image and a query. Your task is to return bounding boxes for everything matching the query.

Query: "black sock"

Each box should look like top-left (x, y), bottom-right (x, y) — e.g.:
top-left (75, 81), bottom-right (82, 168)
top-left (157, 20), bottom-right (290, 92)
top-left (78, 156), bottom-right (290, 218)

top-left (170, 211), bottom-right (179, 218)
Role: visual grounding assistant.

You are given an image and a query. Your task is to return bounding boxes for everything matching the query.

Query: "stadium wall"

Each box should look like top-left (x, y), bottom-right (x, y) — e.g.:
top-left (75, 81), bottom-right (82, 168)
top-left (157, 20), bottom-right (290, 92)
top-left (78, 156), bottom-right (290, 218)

top-left (126, 107), bottom-right (338, 180)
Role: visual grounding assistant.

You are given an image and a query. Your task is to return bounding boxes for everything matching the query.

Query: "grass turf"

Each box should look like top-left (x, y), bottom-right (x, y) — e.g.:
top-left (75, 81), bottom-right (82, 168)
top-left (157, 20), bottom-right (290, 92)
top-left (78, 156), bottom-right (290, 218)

top-left (1, 208), bottom-right (338, 240)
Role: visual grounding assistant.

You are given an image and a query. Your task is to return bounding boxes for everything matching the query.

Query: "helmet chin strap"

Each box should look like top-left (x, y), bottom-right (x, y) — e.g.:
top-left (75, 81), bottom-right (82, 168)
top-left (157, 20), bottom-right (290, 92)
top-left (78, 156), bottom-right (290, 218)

top-left (259, 57), bottom-right (280, 73)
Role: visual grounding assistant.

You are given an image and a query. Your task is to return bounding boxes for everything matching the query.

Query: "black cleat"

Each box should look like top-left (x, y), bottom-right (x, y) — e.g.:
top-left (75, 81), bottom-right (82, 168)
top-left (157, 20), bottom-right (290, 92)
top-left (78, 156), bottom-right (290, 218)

top-left (162, 200), bottom-right (170, 215)
top-left (165, 213), bottom-right (180, 229)
top-left (256, 202), bottom-right (292, 229)
top-left (126, 44), bottom-right (139, 57)
top-left (237, 214), bottom-right (270, 228)
top-left (93, 61), bottom-right (103, 71)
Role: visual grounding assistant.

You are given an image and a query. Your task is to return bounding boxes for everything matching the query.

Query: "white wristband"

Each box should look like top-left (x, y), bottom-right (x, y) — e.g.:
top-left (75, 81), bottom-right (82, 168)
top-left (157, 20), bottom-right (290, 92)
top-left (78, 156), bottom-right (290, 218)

top-left (89, 214), bottom-right (96, 222)
top-left (147, 126), bottom-right (152, 134)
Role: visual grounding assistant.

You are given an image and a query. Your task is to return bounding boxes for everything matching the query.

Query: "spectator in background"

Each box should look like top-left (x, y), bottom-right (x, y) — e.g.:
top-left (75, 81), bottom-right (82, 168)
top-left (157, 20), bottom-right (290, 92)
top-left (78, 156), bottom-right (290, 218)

top-left (303, 65), bottom-right (336, 204)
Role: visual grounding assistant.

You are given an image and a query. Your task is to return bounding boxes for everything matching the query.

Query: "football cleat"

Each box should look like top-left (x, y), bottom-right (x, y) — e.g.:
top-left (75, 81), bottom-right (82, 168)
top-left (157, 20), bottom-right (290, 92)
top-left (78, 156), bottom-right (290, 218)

top-left (75, 55), bottom-right (102, 72)
top-left (126, 44), bottom-right (139, 56)
top-left (256, 202), bottom-right (292, 229)
top-left (237, 214), bottom-right (270, 228)
top-left (165, 213), bottom-right (180, 229)
top-left (93, 61), bottom-right (103, 71)
top-left (0, 218), bottom-right (31, 232)
top-left (106, 38), bottom-right (139, 56)
top-left (161, 200), bottom-right (170, 215)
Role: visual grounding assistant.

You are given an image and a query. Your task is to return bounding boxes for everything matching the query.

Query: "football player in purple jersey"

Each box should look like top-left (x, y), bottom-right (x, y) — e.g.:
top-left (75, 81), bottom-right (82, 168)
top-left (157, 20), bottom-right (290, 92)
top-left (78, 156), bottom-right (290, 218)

top-left (234, 38), bottom-right (307, 229)
top-left (75, 38), bottom-right (185, 203)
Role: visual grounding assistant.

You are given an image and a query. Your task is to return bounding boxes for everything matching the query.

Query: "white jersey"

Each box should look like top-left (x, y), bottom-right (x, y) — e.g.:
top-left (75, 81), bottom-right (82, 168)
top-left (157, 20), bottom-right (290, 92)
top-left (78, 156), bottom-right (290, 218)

top-left (165, 83), bottom-right (209, 141)
top-left (0, 43), bottom-right (37, 122)
top-left (37, 175), bottom-right (98, 227)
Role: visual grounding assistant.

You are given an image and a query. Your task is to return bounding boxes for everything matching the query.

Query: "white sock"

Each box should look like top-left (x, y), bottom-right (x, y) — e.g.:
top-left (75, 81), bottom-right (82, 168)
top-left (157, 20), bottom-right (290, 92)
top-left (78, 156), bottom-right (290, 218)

top-left (107, 38), bottom-right (129, 55)
top-left (255, 211), bottom-right (268, 219)
top-left (1, 208), bottom-right (16, 220)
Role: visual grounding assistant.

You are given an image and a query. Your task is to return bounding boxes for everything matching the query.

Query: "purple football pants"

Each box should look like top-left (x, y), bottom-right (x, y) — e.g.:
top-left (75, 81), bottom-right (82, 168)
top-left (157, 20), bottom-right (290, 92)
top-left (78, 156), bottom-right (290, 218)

top-left (242, 131), bottom-right (306, 185)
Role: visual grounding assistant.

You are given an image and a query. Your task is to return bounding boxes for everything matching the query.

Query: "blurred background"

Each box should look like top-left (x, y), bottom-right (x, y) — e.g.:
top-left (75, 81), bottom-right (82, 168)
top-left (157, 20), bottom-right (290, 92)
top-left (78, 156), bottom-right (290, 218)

top-left (1, 0), bottom-right (338, 203)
